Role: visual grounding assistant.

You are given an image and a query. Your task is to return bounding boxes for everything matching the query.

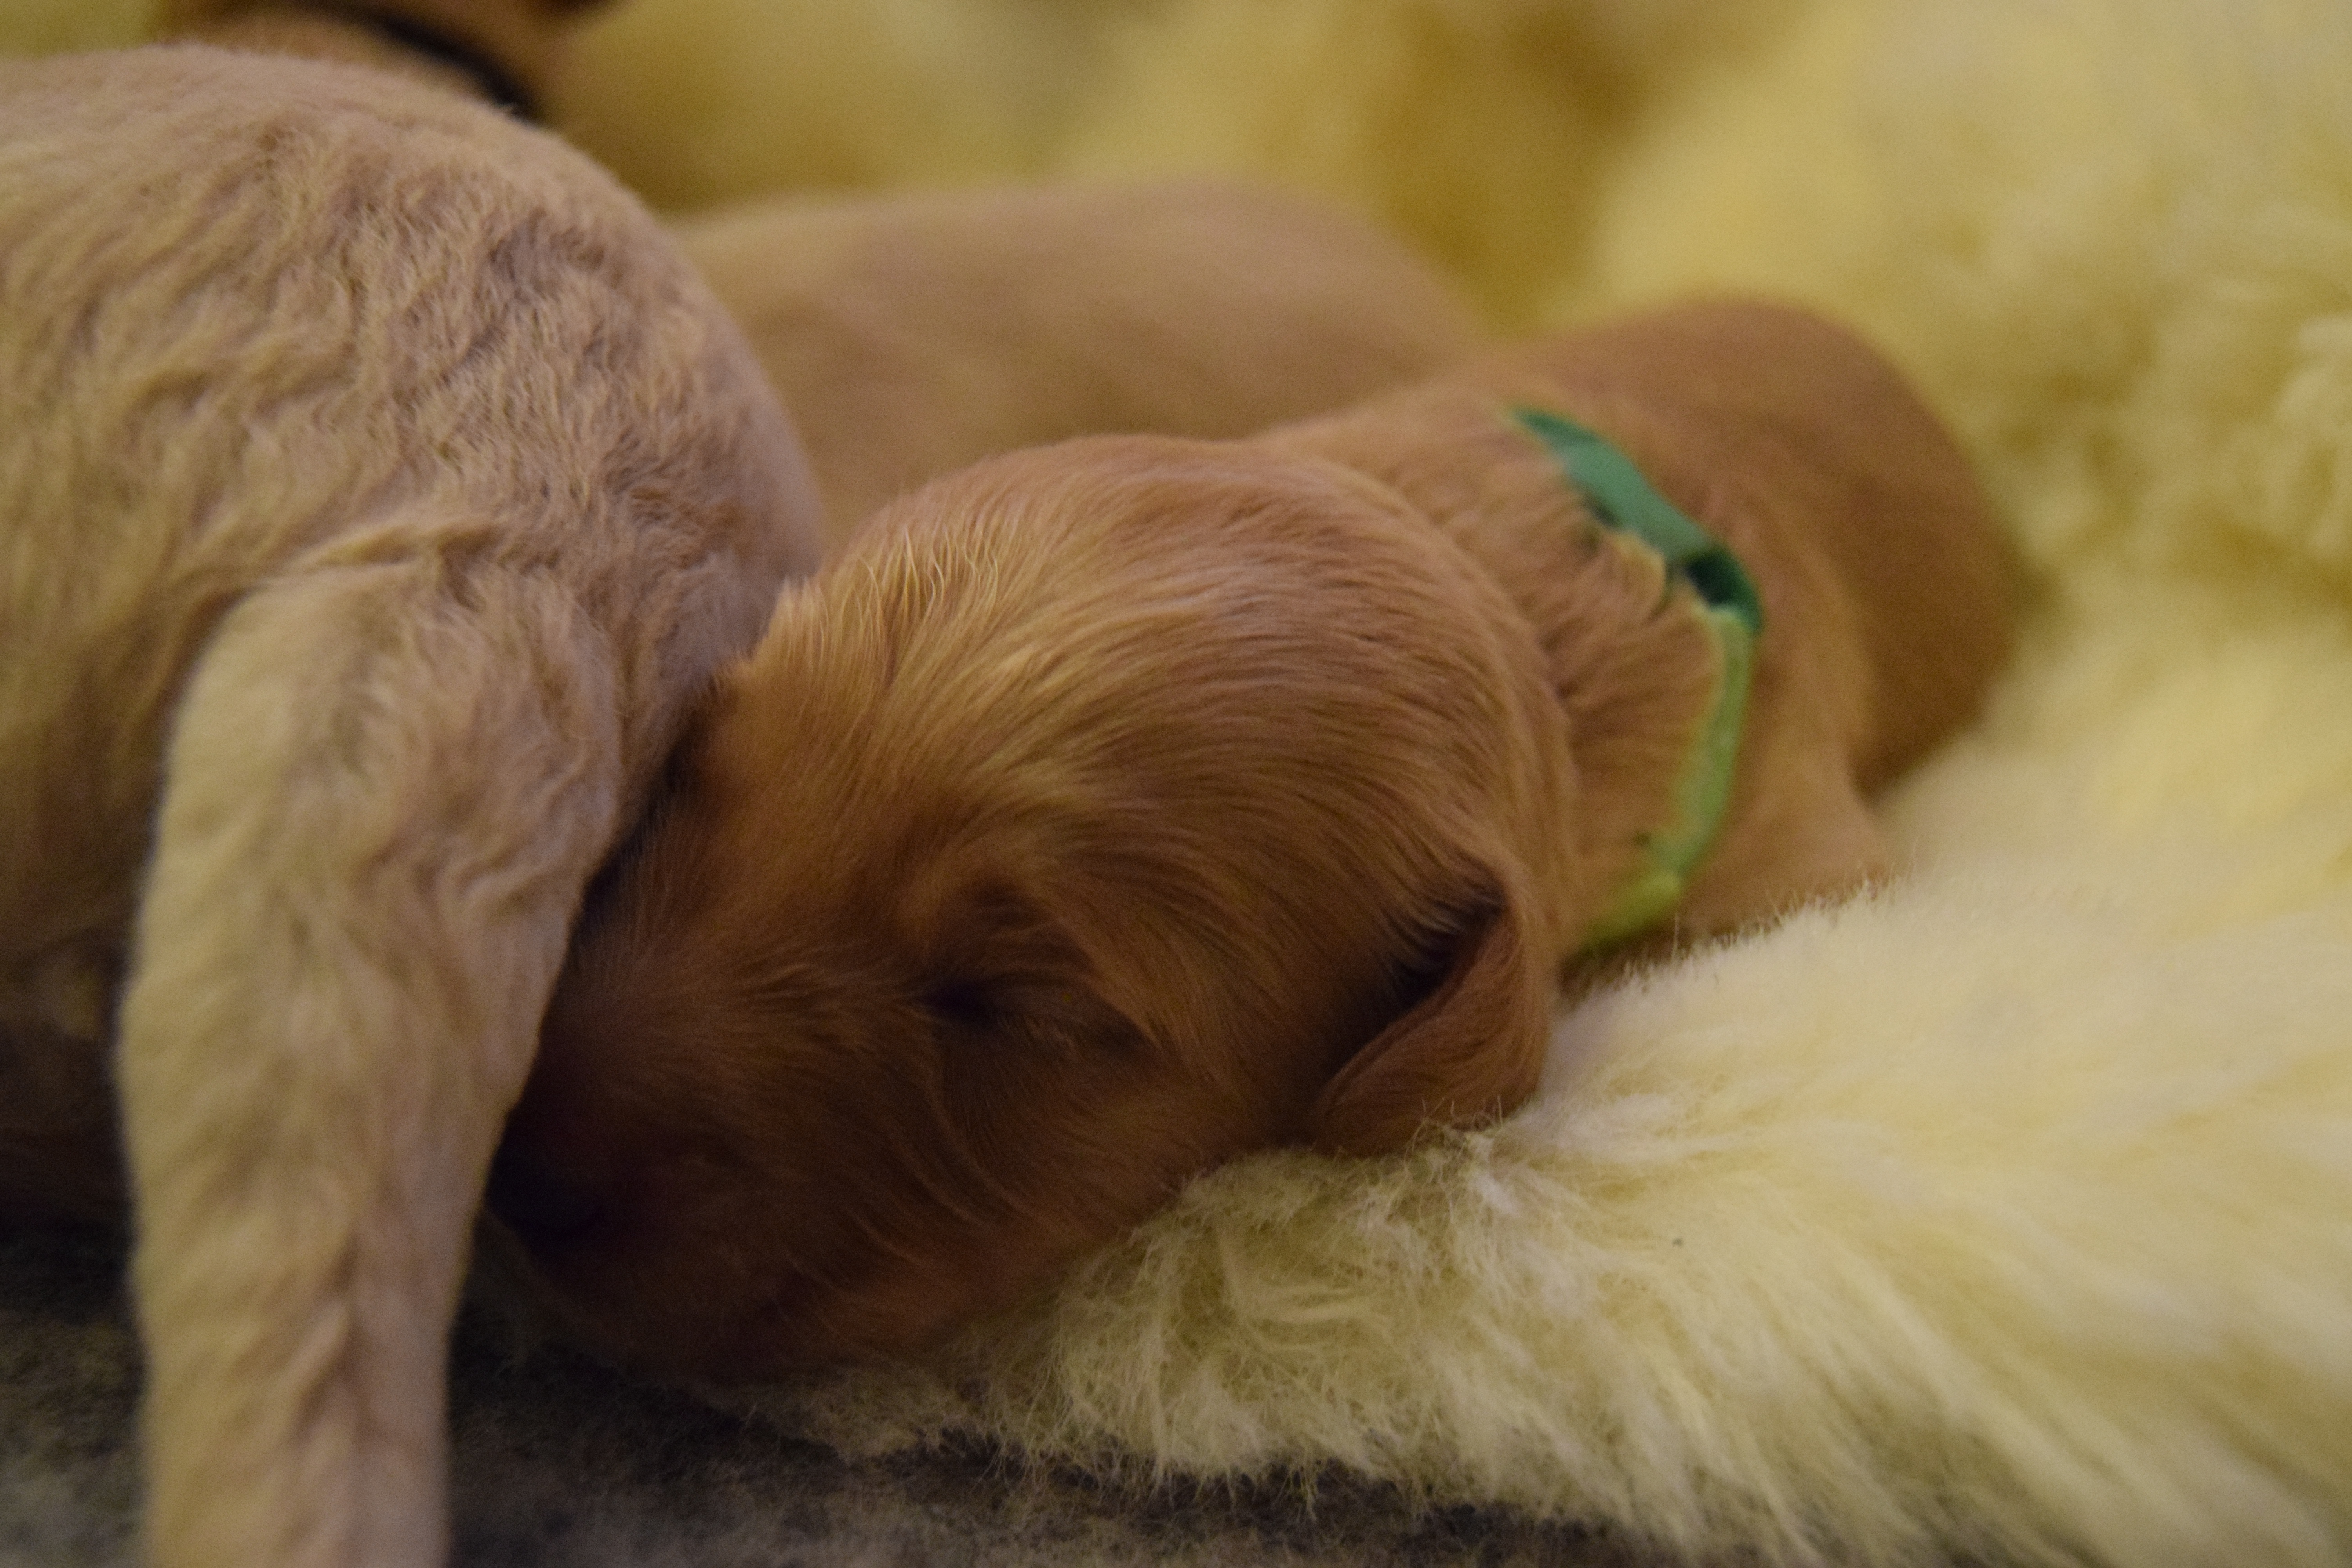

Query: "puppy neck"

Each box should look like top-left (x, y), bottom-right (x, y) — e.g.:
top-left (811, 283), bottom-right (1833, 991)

top-left (1510, 407), bottom-right (1760, 944)
top-left (1271, 393), bottom-right (1758, 949)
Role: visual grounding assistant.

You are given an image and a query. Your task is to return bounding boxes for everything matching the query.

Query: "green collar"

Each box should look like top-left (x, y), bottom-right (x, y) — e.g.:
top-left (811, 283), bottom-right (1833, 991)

top-left (1511, 406), bottom-right (1764, 946)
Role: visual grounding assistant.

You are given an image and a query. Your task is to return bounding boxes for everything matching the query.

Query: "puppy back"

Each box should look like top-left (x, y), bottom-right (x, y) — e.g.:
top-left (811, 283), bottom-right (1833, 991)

top-left (1501, 302), bottom-right (2015, 786)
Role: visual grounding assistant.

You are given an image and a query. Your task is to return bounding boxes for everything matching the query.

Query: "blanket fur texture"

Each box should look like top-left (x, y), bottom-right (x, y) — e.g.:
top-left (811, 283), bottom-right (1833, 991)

top-left (6, 0), bottom-right (2351, 1563)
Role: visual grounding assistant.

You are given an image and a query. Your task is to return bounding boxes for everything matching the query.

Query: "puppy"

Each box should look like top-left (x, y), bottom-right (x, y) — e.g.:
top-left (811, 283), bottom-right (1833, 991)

top-left (0, 42), bottom-right (822, 1567)
top-left (494, 301), bottom-right (2014, 1380)
top-left (676, 180), bottom-right (1485, 553)
top-left (0, 41), bottom-right (1477, 1568)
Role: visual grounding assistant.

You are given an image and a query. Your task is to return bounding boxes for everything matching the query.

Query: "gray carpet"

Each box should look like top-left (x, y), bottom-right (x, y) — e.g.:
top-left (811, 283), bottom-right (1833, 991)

top-left (0, 1230), bottom-right (1640, 1566)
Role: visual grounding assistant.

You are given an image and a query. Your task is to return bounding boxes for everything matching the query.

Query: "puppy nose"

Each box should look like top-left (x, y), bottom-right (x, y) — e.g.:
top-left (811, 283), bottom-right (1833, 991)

top-left (485, 1145), bottom-right (605, 1246)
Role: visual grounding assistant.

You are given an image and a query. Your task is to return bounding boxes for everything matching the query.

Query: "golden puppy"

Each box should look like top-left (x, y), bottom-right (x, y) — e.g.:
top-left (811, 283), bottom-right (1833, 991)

top-left (496, 301), bottom-right (2014, 1379)
top-left (0, 37), bottom-right (1475, 1568)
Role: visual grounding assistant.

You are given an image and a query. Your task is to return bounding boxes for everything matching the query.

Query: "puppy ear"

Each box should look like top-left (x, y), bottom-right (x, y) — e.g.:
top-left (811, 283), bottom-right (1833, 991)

top-left (1303, 882), bottom-right (1551, 1159)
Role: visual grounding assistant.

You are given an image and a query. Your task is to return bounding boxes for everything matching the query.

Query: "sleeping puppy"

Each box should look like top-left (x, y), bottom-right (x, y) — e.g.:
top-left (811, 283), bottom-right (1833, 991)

top-left (0, 40), bottom-right (1477, 1568)
top-left (494, 301), bottom-right (2014, 1379)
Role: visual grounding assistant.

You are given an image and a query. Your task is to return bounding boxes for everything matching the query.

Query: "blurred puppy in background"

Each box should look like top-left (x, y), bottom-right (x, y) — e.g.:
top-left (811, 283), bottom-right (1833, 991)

top-left (677, 179), bottom-right (1484, 552)
top-left (494, 301), bottom-right (2014, 1379)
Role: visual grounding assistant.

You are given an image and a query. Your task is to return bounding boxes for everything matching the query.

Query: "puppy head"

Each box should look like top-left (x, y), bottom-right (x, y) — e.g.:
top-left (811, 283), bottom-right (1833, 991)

top-left (493, 436), bottom-right (1569, 1376)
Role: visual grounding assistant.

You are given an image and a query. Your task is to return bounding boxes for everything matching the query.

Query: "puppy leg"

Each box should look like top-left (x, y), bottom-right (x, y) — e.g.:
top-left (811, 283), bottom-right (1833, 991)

top-left (118, 547), bottom-right (629, 1568)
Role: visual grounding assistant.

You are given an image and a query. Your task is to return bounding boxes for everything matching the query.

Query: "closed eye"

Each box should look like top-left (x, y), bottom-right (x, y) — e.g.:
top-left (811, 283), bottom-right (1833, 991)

top-left (919, 973), bottom-right (1144, 1062)
top-left (921, 976), bottom-right (1008, 1033)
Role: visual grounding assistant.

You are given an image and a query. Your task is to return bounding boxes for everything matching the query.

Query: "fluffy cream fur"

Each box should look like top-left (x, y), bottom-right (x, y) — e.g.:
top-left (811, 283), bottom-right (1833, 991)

top-left (559, 0), bottom-right (1118, 210)
top-left (9, 0), bottom-right (2349, 1560)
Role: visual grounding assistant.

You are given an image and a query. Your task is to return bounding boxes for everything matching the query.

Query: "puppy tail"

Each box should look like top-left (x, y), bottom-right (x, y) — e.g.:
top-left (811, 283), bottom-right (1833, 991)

top-left (117, 547), bottom-right (627, 1568)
